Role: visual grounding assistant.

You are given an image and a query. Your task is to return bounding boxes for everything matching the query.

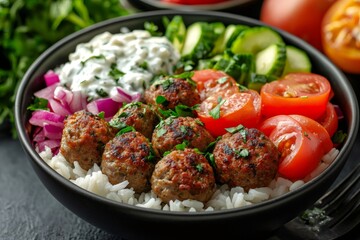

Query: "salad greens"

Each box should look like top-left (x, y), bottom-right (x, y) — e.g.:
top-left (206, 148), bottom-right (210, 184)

top-left (0, 0), bottom-right (130, 137)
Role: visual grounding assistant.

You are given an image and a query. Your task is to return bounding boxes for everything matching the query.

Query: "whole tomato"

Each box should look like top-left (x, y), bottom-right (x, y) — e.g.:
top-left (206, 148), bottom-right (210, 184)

top-left (260, 0), bottom-right (336, 51)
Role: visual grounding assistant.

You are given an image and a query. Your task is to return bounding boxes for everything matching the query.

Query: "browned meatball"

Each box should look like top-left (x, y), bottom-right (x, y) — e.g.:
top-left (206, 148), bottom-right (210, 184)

top-left (144, 76), bottom-right (201, 111)
top-left (101, 131), bottom-right (156, 193)
top-left (109, 102), bottom-right (159, 139)
top-left (213, 126), bottom-right (280, 191)
top-left (151, 116), bottom-right (215, 157)
top-left (60, 110), bottom-right (116, 171)
top-left (151, 148), bottom-right (216, 203)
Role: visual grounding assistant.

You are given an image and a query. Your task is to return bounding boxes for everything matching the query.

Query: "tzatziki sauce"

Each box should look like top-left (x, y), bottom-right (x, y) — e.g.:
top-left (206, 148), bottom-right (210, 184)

top-left (56, 29), bottom-right (180, 101)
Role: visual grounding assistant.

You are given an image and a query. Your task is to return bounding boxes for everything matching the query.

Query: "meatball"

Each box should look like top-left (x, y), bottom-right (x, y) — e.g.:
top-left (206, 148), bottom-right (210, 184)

top-left (212, 127), bottom-right (280, 191)
top-left (144, 76), bottom-right (201, 111)
top-left (151, 148), bottom-right (216, 203)
top-left (60, 110), bottom-right (116, 171)
top-left (152, 116), bottom-right (215, 157)
top-left (101, 131), bottom-right (156, 193)
top-left (109, 102), bottom-right (159, 139)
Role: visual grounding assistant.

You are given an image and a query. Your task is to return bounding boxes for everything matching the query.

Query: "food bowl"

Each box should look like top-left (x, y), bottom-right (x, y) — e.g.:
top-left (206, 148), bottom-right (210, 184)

top-left (15, 10), bottom-right (359, 240)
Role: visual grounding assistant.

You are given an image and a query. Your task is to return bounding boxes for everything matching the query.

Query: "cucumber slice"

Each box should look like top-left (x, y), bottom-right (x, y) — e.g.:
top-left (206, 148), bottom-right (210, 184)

top-left (255, 42), bottom-right (287, 77)
top-left (214, 24), bottom-right (249, 54)
top-left (282, 45), bottom-right (312, 75)
top-left (231, 26), bottom-right (283, 55)
top-left (210, 22), bottom-right (226, 56)
top-left (165, 16), bottom-right (186, 52)
top-left (225, 25), bottom-right (249, 49)
top-left (181, 22), bottom-right (218, 61)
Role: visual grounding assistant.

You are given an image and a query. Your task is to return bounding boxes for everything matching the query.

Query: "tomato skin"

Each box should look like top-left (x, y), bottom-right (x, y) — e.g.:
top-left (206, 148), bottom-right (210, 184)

top-left (321, 0), bottom-right (360, 74)
top-left (192, 69), bottom-right (239, 101)
top-left (316, 102), bottom-right (338, 138)
top-left (197, 89), bottom-right (262, 137)
top-left (258, 115), bottom-right (333, 181)
top-left (260, 73), bottom-right (331, 120)
top-left (260, 0), bottom-right (336, 50)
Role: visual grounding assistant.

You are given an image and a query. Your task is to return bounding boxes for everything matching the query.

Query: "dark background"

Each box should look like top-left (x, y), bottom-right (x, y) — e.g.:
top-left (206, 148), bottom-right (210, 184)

top-left (1, 1), bottom-right (359, 239)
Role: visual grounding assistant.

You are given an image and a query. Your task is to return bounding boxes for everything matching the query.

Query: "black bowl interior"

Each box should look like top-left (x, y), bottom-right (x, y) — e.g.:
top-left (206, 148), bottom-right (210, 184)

top-left (15, 10), bottom-right (359, 240)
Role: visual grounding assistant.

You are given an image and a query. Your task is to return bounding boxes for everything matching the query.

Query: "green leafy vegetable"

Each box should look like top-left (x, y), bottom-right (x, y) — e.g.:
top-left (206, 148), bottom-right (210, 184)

top-left (0, 0), bottom-right (130, 138)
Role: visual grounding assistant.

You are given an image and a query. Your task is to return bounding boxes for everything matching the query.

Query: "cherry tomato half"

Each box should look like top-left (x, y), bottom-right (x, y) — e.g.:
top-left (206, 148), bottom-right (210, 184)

top-left (316, 102), bottom-right (338, 138)
top-left (258, 114), bottom-right (333, 181)
top-left (192, 69), bottom-right (239, 101)
top-left (322, 0), bottom-right (360, 74)
top-left (196, 89), bottom-right (262, 137)
top-left (260, 73), bottom-right (331, 119)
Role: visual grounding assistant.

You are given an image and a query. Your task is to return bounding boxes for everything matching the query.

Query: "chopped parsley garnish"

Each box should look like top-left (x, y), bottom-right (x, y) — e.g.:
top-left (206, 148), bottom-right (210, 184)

top-left (97, 111), bottom-right (105, 119)
top-left (226, 124), bottom-right (247, 142)
top-left (158, 104), bottom-right (198, 119)
top-left (172, 71), bottom-right (194, 79)
top-left (195, 164), bottom-right (203, 173)
top-left (146, 146), bottom-right (157, 163)
top-left (156, 127), bottom-right (167, 137)
top-left (332, 130), bottom-right (347, 144)
top-left (27, 97), bottom-right (49, 111)
top-left (139, 61), bottom-right (148, 70)
top-left (116, 125), bottom-right (136, 136)
top-left (109, 118), bottom-right (127, 129)
top-left (175, 140), bottom-right (189, 150)
top-left (217, 76), bottom-right (228, 84)
top-left (96, 88), bottom-right (108, 97)
top-left (160, 79), bottom-right (174, 90)
top-left (209, 97), bottom-right (226, 119)
top-left (109, 63), bottom-right (125, 82)
top-left (144, 21), bottom-right (162, 36)
top-left (81, 54), bottom-right (106, 67)
top-left (234, 148), bottom-right (250, 158)
top-left (304, 131), bottom-right (311, 140)
top-left (156, 95), bottom-right (168, 105)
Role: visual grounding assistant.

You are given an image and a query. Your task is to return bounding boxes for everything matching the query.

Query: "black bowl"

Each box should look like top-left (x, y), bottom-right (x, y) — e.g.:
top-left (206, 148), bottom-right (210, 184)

top-left (15, 10), bottom-right (359, 240)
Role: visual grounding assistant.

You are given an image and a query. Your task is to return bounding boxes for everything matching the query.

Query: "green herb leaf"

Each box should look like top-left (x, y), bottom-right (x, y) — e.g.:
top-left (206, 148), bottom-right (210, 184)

top-left (27, 97), bottom-right (49, 111)
top-left (209, 97), bottom-right (226, 119)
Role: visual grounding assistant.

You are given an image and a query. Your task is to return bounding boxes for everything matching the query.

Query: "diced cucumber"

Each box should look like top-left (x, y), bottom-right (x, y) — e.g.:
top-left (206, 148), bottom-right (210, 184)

top-left (165, 16), bottom-right (187, 52)
top-left (233, 54), bottom-right (255, 85)
top-left (197, 55), bottom-right (222, 70)
top-left (247, 73), bottom-right (273, 92)
top-left (255, 42), bottom-right (287, 77)
top-left (212, 53), bottom-right (254, 85)
top-left (282, 45), bottom-right (312, 75)
top-left (210, 22), bottom-right (226, 56)
top-left (181, 22), bottom-right (218, 61)
top-left (231, 26), bottom-right (283, 55)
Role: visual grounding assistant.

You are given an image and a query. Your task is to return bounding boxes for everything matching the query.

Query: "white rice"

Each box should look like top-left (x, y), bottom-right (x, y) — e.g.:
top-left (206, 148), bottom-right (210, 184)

top-left (39, 147), bottom-right (339, 212)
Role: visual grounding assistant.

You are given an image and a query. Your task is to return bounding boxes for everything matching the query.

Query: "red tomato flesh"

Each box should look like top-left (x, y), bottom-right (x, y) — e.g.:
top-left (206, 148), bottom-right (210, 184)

top-left (260, 73), bottom-right (331, 119)
top-left (259, 114), bottom-right (333, 181)
top-left (197, 89), bottom-right (261, 137)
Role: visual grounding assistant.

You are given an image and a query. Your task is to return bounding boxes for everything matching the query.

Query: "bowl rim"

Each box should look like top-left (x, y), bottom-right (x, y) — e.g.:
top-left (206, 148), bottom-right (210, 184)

top-left (15, 10), bottom-right (360, 218)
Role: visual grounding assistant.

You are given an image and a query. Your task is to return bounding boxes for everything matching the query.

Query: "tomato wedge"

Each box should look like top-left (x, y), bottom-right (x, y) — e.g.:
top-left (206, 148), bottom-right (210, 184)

top-left (192, 69), bottom-right (239, 101)
top-left (258, 114), bottom-right (333, 181)
top-left (196, 89), bottom-right (261, 137)
top-left (321, 0), bottom-right (360, 74)
top-left (316, 102), bottom-right (338, 138)
top-left (260, 73), bottom-right (331, 119)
